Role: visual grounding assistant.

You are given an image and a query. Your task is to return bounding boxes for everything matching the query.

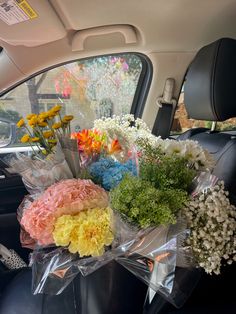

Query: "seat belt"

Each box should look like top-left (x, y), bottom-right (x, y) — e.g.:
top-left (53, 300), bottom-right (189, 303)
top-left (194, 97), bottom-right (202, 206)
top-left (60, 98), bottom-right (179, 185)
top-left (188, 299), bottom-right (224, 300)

top-left (152, 78), bottom-right (176, 139)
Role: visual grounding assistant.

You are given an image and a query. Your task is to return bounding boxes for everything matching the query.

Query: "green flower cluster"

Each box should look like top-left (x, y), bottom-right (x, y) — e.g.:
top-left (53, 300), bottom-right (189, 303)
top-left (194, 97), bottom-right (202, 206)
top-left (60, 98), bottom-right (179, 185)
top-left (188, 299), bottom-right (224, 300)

top-left (110, 141), bottom-right (195, 228)
top-left (138, 140), bottom-right (196, 192)
top-left (140, 155), bottom-right (195, 191)
top-left (110, 175), bottom-right (188, 228)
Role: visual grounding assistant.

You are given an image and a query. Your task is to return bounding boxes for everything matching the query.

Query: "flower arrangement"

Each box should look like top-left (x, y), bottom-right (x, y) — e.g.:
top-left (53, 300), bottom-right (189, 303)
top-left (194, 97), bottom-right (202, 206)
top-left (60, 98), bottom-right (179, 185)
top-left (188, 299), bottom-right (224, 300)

top-left (21, 179), bottom-right (113, 256)
top-left (53, 206), bottom-right (113, 256)
top-left (71, 129), bottom-right (122, 159)
top-left (16, 105), bottom-right (74, 155)
top-left (110, 141), bottom-right (195, 228)
top-left (147, 137), bottom-right (214, 171)
top-left (7, 113), bottom-right (236, 299)
top-left (93, 114), bottom-right (157, 158)
top-left (89, 158), bottom-right (137, 190)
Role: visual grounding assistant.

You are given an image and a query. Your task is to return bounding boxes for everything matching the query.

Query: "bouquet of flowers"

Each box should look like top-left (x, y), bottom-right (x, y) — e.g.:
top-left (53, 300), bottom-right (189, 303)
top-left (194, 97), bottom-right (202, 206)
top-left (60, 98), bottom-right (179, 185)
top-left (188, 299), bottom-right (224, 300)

top-left (6, 105), bottom-right (78, 193)
top-left (5, 113), bottom-right (236, 308)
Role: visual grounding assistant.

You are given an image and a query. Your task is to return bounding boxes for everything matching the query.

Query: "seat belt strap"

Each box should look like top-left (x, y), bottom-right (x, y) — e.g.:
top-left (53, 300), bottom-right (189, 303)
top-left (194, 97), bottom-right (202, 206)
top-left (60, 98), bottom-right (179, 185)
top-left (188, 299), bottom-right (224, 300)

top-left (152, 103), bottom-right (173, 138)
top-left (152, 78), bottom-right (176, 139)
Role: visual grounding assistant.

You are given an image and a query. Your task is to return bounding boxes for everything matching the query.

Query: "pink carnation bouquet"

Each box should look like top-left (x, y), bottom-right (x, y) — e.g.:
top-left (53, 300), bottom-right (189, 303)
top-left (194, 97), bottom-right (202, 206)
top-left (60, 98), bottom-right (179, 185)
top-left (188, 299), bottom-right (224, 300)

top-left (20, 179), bottom-right (114, 257)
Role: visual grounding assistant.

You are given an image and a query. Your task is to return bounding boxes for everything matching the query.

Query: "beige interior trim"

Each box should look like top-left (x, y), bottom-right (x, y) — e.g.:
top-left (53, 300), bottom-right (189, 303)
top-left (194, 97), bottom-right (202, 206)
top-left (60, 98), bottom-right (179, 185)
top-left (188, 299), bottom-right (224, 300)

top-left (0, 50), bottom-right (26, 94)
top-left (142, 52), bottom-right (195, 128)
top-left (72, 25), bottom-right (138, 51)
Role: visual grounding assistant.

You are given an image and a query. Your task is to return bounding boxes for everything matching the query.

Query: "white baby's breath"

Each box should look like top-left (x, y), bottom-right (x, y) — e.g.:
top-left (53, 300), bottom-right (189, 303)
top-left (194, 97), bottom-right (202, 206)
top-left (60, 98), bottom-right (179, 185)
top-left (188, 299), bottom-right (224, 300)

top-left (182, 182), bottom-right (236, 275)
top-left (94, 114), bottom-right (157, 157)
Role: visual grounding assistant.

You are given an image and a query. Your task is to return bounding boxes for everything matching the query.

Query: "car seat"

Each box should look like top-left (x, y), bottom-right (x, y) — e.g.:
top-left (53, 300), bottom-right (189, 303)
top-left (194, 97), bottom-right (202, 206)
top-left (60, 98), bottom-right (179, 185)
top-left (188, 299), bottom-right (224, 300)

top-left (0, 261), bottom-right (147, 314)
top-left (146, 37), bottom-right (236, 314)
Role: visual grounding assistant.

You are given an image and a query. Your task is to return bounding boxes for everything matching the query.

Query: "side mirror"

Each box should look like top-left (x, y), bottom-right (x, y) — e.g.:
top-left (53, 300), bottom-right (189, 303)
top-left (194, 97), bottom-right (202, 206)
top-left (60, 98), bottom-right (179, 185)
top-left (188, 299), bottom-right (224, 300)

top-left (0, 119), bottom-right (16, 148)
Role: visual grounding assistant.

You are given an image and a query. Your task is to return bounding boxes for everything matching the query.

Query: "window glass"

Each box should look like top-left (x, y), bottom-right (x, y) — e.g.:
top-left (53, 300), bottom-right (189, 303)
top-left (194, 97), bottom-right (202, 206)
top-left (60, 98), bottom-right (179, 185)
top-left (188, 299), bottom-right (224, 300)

top-left (0, 54), bottom-right (143, 146)
top-left (171, 89), bottom-right (236, 135)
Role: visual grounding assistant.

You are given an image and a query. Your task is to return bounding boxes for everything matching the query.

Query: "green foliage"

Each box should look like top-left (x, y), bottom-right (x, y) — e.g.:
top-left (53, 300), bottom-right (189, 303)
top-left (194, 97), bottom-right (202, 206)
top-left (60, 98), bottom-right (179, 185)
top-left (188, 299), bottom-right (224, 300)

top-left (204, 121), bottom-right (213, 129)
top-left (140, 157), bottom-right (195, 191)
top-left (110, 175), bottom-right (189, 228)
top-left (0, 107), bottom-right (21, 122)
top-left (138, 140), bottom-right (196, 191)
top-left (110, 140), bottom-right (196, 228)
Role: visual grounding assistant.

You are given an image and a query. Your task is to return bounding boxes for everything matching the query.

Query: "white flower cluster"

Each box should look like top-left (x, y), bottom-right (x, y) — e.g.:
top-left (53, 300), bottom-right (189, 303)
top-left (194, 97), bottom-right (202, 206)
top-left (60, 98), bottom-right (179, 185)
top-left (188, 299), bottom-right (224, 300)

top-left (182, 182), bottom-right (236, 275)
top-left (94, 114), bottom-right (157, 153)
top-left (94, 115), bottom-right (214, 171)
top-left (154, 138), bottom-right (215, 171)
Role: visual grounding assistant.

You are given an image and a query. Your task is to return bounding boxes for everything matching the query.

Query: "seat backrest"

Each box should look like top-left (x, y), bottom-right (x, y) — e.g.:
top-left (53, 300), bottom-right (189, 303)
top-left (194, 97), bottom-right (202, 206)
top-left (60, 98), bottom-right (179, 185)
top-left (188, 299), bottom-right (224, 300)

top-left (178, 38), bottom-right (236, 203)
top-left (147, 38), bottom-right (236, 314)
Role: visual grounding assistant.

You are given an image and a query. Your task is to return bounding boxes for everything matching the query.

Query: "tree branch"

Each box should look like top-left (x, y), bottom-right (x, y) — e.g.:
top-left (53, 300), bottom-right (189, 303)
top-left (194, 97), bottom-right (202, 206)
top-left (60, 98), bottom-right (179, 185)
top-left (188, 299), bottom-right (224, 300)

top-left (36, 73), bottom-right (47, 91)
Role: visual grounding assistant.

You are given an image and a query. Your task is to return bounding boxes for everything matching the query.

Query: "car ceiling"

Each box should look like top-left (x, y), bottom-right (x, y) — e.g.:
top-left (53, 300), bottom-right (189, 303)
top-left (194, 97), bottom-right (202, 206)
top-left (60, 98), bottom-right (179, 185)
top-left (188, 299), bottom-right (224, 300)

top-left (0, 0), bottom-right (236, 124)
top-left (1, 0), bottom-right (236, 50)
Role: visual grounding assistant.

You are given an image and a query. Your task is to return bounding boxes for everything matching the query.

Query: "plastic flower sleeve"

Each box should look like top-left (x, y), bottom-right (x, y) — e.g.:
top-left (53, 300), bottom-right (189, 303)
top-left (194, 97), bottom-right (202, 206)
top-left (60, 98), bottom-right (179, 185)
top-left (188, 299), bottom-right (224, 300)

top-left (31, 247), bottom-right (79, 295)
top-left (4, 144), bottom-right (73, 194)
top-left (143, 172), bottom-right (220, 308)
top-left (17, 194), bottom-right (39, 249)
top-left (58, 136), bottom-right (81, 178)
top-left (28, 212), bottom-right (140, 294)
top-left (191, 171), bottom-right (218, 197)
top-left (116, 221), bottom-right (194, 304)
top-left (27, 213), bottom-right (192, 301)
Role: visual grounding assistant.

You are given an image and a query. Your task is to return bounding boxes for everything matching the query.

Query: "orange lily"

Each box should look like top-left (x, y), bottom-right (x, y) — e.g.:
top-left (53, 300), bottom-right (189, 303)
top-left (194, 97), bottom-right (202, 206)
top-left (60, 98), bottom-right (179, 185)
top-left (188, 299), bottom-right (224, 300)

top-left (109, 139), bottom-right (122, 154)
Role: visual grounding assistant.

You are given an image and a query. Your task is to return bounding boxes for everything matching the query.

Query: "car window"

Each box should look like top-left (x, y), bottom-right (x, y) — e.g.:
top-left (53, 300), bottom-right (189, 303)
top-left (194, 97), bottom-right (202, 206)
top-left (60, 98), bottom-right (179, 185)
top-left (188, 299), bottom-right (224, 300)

top-left (0, 54), bottom-right (145, 147)
top-left (171, 87), bottom-right (236, 135)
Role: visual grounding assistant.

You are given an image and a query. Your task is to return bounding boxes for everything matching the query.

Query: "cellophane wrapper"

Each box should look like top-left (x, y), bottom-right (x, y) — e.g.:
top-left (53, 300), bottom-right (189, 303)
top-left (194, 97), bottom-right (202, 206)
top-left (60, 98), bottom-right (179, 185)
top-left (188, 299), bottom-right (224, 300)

top-left (27, 209), bottom-right (193, 306)
top-left (4, 143), bottom-right (75, 194)
top-left (18, 171), bottom-right (218, 306)
top-left (5, 136), bottom-right (219, 308)
top-left (3, 139), bottom-right (79, 248)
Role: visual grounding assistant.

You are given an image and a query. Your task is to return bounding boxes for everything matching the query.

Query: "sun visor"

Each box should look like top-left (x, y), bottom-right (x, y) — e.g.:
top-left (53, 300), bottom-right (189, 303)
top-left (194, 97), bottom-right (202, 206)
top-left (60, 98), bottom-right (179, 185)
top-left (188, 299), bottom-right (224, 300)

top-left (0, 0), bottom-right (66, 47)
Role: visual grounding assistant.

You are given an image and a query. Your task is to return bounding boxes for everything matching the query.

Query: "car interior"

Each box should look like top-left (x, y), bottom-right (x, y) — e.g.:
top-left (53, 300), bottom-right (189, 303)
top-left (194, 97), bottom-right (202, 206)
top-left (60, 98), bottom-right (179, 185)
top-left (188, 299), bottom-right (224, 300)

top-left (0, 1), bottom-right (236, 313)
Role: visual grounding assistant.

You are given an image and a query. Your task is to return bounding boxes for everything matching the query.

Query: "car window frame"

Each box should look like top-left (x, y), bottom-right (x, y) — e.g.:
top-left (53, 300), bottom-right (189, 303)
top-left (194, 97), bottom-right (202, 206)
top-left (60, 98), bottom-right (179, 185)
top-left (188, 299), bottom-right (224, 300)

top-left (0, 52), bottom-right (152, 152)
top-left (0, 52), bottom-right (152, 118)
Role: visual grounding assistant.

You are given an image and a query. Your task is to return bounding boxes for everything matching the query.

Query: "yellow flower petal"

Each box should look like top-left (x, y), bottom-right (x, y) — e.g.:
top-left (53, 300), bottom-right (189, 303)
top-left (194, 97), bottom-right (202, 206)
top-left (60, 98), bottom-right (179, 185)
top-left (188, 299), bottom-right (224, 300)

top-left (51, 105), bottom-right (62, 113)
top-left (29, 116), bottom-right (38, 127)
top-left (17, 118), bottom-right (25, 128)
top-left (62, 115), bottom-right (74, 122)
top-left (31, 137), bottom-right (40, 142)
top-left (43, 130), bottom-right (53, 138)
top-left (48, 139), bottom-right (57, 144)
top-left (39, 112), bottom-right (49, 120)
top-left (21, 134), bottom-right (30, 143)
top-left (38, 121), bottom-right (47, 127)
top-left (26, 114), bottom-right (37, 120)
top-left (53, 208), bottom-right (114, 257)
top-left (52, 122), bottom-right (62, 129)
top-left (47, 110), bottom-right (56, 119)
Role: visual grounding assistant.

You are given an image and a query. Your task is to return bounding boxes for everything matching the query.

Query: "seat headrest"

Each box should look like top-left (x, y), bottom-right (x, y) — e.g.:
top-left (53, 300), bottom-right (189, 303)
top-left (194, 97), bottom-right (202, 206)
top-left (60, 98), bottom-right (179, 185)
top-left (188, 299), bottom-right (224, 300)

top-left (185, 38), bottom-right (236, 121)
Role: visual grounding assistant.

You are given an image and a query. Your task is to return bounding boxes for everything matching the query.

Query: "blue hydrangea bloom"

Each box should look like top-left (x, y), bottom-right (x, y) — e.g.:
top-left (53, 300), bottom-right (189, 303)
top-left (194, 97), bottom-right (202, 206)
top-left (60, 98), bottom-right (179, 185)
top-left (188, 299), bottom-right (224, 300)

top-left (89, 157), bottom-right (137, 190)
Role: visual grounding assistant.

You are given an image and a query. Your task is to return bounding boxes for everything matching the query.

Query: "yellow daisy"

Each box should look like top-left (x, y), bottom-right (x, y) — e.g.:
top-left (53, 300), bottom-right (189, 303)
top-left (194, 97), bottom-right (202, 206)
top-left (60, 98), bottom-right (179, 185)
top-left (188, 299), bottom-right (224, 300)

top-left (17, 118), bottom-right (25, 128)
top-left (21, 134), bottom-right (30, 143)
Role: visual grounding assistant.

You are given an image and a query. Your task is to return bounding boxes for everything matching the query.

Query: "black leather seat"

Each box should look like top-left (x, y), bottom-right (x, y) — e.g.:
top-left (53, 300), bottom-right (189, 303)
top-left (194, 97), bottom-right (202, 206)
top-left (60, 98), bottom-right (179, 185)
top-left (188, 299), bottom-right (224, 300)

top-left (0, 261), bottom-right (147, 314)
top-left (146, 38), bottom-right (236, 314)
top-left (179, 37), bottom-right (236, 204)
